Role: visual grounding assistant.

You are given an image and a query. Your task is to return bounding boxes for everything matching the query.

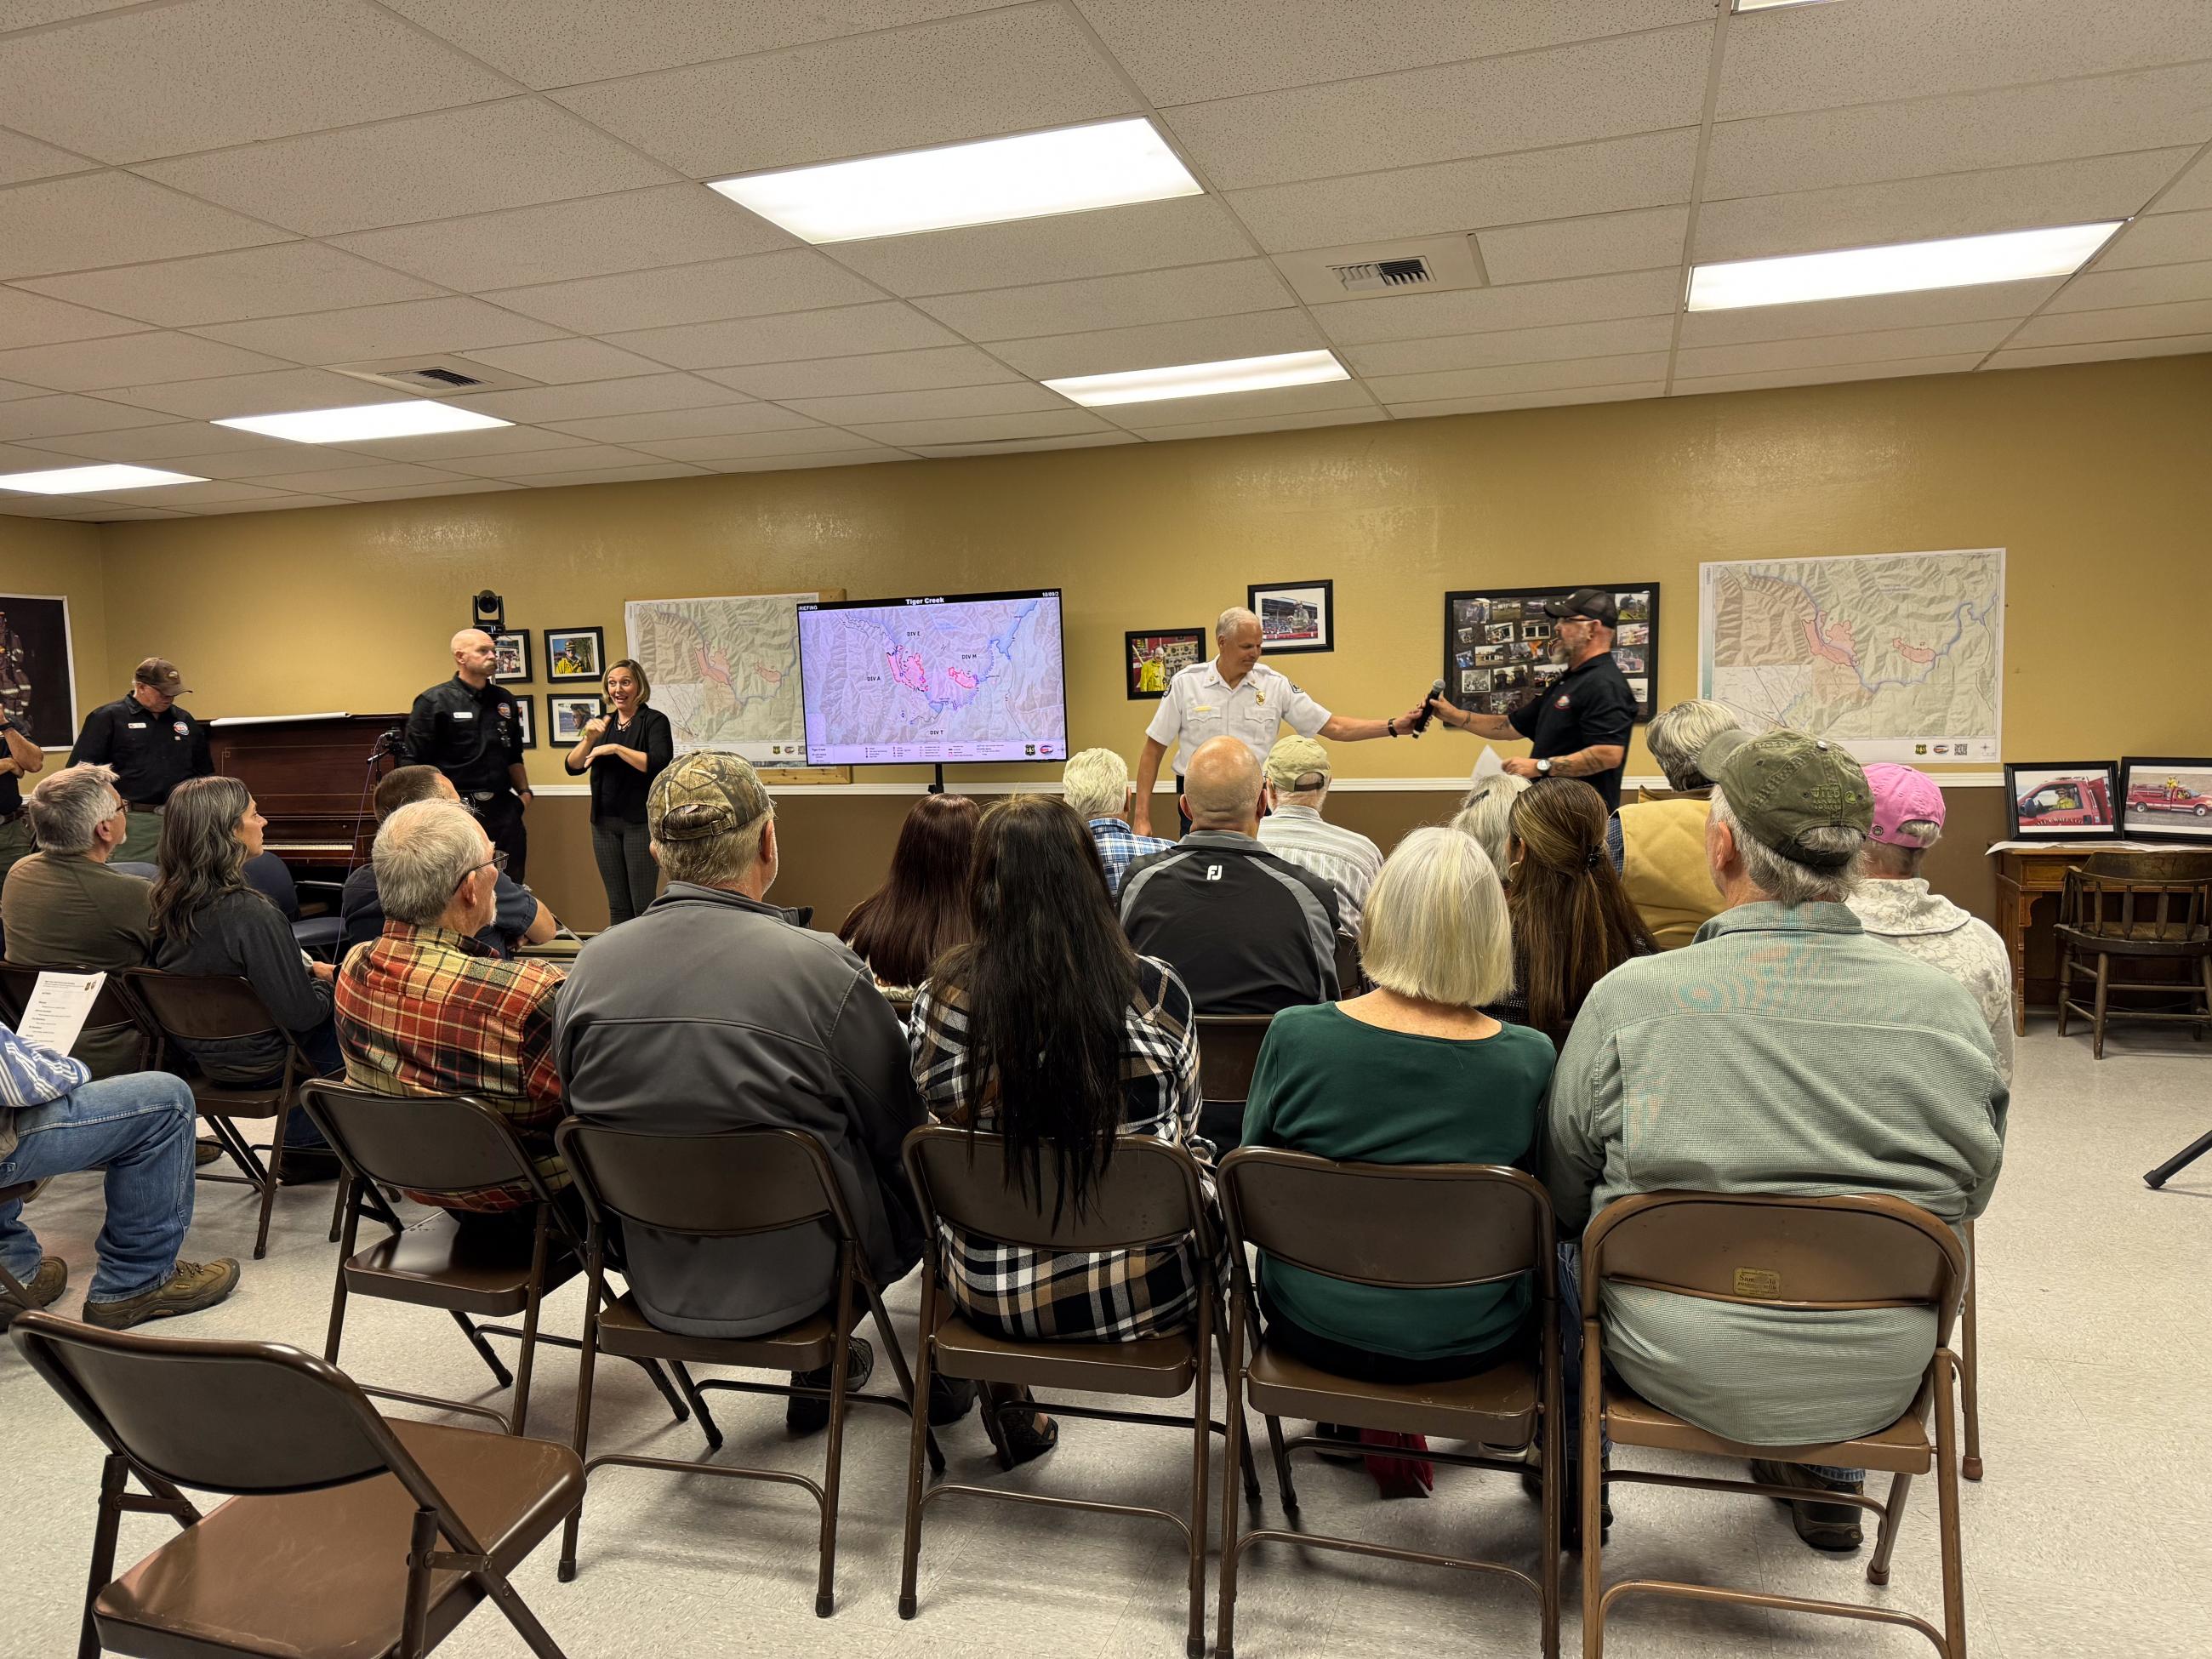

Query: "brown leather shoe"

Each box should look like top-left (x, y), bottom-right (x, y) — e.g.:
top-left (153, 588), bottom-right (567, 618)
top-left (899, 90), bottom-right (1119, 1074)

top-left (82, 1258), bottom-right (241, 1331)
top-left (0, 1256), bottom-right (67, 1326)
top-left (1750, 1458), bottom-right (1865, 1552)
top-left (195, 1139), bottom-right (224, 1167)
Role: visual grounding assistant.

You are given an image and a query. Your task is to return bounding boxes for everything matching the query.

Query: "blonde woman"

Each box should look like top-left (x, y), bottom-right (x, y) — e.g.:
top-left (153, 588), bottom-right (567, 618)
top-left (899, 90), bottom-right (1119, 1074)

top-left (563, 658), bottom-right (673, 924)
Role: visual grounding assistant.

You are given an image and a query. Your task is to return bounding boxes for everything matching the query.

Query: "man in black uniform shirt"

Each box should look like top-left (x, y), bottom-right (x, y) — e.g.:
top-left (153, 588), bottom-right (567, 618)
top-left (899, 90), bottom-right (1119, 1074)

top-left (1425, 588), bottom-right (1639, 812)
top-left (402, 629), bottom-right (534, 881)
top-left (67, 658), bottom-right (214, 864)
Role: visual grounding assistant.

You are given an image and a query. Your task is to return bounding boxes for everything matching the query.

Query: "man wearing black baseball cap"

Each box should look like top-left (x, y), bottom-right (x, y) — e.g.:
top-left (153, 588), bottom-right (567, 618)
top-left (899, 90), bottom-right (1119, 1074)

top-left (66, 658), bottom-right (214, 864)
top-left (1424, 588), bottom-right (1638, 811)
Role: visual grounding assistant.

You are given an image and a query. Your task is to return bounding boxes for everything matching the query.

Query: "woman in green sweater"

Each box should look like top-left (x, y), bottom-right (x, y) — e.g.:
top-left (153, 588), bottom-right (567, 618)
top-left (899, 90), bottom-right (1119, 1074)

top-left (1241, 825), bottom-right (1555, 1383)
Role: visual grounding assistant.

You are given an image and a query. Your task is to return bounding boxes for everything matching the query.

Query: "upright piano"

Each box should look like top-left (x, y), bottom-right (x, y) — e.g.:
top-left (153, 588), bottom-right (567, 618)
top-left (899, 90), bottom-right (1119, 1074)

top-left (206, 712), bottom-right (404, 879)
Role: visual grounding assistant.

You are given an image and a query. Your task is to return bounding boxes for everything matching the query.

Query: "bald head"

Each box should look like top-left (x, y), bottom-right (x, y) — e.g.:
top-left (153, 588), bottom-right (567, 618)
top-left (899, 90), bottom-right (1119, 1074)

top-left (1183, 736), bottom-right (1267, 834)
top-left (452, 628), bottom-right (497, 686)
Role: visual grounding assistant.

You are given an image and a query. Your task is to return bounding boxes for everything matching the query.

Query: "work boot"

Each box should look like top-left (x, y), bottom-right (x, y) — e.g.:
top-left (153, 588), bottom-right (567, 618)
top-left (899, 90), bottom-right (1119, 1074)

top-left (195, 1139), bottom-right (224, 1167)
top-left (82, 1259), bottom-right (241, 1331)
top-left (787, 1337), bottom-right (873, 1434)
top-left (1750, 1459), bottom-right (1866, 1552)
top-left (0, 1256), bottom-right (67, 1326)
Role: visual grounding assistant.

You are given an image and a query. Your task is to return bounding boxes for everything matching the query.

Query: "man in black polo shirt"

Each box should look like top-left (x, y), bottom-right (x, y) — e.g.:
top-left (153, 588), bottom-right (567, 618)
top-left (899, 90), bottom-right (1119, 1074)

top-left (402, 630), bottom-right (534, 881)
top-left (66, 658), bottom-right (214, 864)
top-left (1426, 588), bottom-right (1638, 812)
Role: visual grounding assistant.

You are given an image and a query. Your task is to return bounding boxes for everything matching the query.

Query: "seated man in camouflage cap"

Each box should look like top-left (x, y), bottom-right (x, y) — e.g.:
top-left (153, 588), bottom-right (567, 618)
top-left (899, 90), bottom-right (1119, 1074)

top-left (553, 752), bottom-right (926, 1432)
top-left (1543, 729), bottom-right (2007, 1554)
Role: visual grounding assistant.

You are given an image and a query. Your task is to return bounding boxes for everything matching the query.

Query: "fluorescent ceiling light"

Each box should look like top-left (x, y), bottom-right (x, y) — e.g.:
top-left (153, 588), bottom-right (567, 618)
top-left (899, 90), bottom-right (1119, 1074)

top-left (1687, 222), bottom-right (2124, 311)
top-left (1045, 350), bottom-right (1350, 408)
top-left (1732, 1), bottom-right (1835, 12)
top-left (213, 401), bottom-right (510, 443)
top-left (709, 117), bottom-right (1203, 244)
top-left (0, 463), bottom-right (206, 495)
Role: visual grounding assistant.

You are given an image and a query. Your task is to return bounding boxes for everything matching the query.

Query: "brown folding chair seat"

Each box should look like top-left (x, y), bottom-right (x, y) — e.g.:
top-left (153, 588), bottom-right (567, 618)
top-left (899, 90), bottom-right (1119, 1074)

top-left (300, 1081), bottom-right (693, 1439)
top-left (1578, 1191), bottom-right (1970, 1658)
top-left (10, 1309), bottom-right (580, 1659)
top-left (553, 1118), bottom-right (941, 1618)
top-left (1195, 1013), bottom-right (1273, 1154)
top-left (898, 1125), bottom-right (1255, 1659)
top-left (1216, 1149), bottom-right (1561, 1659)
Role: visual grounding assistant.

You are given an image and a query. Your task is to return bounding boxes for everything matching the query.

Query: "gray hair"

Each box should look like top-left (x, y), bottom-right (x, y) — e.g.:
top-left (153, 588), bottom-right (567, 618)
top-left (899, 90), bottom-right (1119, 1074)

top-left (1646, 698), bottom-right (1741, 791)
top-left (1359, 827), bottom-right (1514, 1008)
top-left (1450, 773), bottom-right (1530, 875)
top-left (373, 801), bottom-right (488, 926)
top-left (1710, 787), bottom-right (1861, 906)
top-left (1061, 748), bottom-right (1132, 821)
top-left (1216, 606), bottom-right (1260, 642)
top-left (26, 763), bottom-right (121, 855)
top-left (1862, 820), bottom-right (1941, 879)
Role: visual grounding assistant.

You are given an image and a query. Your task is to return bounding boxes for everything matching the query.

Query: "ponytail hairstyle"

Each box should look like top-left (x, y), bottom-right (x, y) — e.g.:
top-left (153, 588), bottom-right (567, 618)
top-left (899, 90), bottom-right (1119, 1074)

top-left (1505, 778), bottom-right (1656, 1040)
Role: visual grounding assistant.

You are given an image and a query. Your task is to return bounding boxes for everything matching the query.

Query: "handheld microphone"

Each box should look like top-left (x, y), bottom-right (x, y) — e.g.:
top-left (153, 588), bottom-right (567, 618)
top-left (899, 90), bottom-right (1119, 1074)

top-left (1409, 677), bottom-right (1446, 736)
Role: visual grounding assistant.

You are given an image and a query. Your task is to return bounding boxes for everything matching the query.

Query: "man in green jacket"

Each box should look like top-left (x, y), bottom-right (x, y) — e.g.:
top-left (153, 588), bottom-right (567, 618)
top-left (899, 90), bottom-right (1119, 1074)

top-left (1545, 729), bottom-right (2006, 1554)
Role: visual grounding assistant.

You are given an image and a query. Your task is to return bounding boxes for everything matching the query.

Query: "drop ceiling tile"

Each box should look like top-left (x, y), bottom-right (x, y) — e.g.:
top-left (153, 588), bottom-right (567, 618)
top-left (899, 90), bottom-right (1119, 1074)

top-left (1163, 27), bottom-right (1712, 191)
top-left (543, 404), bottom-right (819, 443)
top-left (1078, 0), bottom-right (1713, 106)
top-left (483, 250), bottom-right (884, 334)
top-left (1669, 356), bottom-right (1985, 397)
top-left (0, 381), bottom-right (42, 402)
top-left (988, 309), bottom-right (1325, 380)
top-left (2159, 150), bottom-right (2212, 214)
top-left (1, 439), bottom-right (84, 470)
top-left (1477, 207), bottom-right (1689, 286)
top-left (698, 345), bottom-right (1022, 400)
top-left (903, 431), bottom-right (1135, 458)
top-left (516, 463), bottom-right (713, 487)
top-left (2096, 210), bottom-right (2212, 271)
top-left (0, 127), bottom-right (86, 187)
top-left (135, 100), bottom-right (679, 238)
top-left (1102, 379), bottom-right (1373, 429)
top-left (1674, 279), bottom-right (2060, 348)
top-left (0, 392), bottom-right (170, 439)
top-left (12, 423), bottom-right (309, 463)
top-left (629, 427), bottom-right (891, 462)
top-left (1, 3), bottom-right (142, 31)
top-left (325, 479), bottom-right (526, 499)
top-left (1387, 381), bottom-right (1662, 419)
top-left (1672, 321), bottom-right (2015, 379)
top-left (1223, 130), bottom-right (1699, 254)
top-left (1983, 334), bottom-right (2212, 371)
top-left (441, 445), bottom-right (667, 478)
top-left (1316, 269), bottom-right (1680, 348)
top-left (550, 8), bottom-right (1137, 179)
top-left (83, 445), bottom-right (381, 482)
top-left (0, 330), bottom-right (296, 392)
top-left (1691, 150), bottom-right (2192, 263)
top-left (452, 339), bottom-right (676, 385)
top-left (1343, 315), bottom-right (1678, 377)
top-left (1367, 352), bottom-right (1672, 403)
top-left (0, 284), bottom-right (144, 351)
top-left (78, 478), bottom-right (307, 508)
top-left (1705, 64), bottom-right (2212, 203)
top-left (2047, 259), bottom-right (2212, 313)
top-left (0, 0), bottom-right (509, 163)
top-left (96, 366), bottom-right (409, 419)
top-left (846, 409), bottom-right (1115, 447)
top-left (14, 242), bottom-right (445, 328)
top-left (703, 448), bottom-right (914, 471)
top-left (825, 197), bottom-right (1255, 298)
top-left (0, 171), bottom-right (289, 280)
top-left (381, 0), bottom-right (1005, 90)
top-left (2008, 299), bottom-right (2212, 348)
top-left (445, 373), bottom-right (744, 424)
top-left (1128, 406), bottom-right (1388, 442)
top-left (1714, 0), bottom-right (2212, 122)
top-left (605, 304), bottom-right (961, 369)
top-left (915, 260), bottom-right (1297, 343)
top-left (234, 461), bottom-right (477, 492)
top-left (178, 493), bottom-right (351, 513)
top-left (779, 384), bottom-right (1069, 425)
top-left (189, 296), bottom-right (567, 365)
top-left (312, 426), bottom-right (596, 464)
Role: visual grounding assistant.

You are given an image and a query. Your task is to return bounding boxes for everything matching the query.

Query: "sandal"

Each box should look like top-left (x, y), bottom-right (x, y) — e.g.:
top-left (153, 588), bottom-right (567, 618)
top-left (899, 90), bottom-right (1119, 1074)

top-left (980, 1383), bottom-right (1059, 1468)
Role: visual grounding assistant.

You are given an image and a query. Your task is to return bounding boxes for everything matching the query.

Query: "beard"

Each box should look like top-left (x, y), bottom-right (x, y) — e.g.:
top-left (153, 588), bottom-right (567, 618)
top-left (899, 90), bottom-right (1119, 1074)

top-left (1548, 636), bottom-right (1571, 664)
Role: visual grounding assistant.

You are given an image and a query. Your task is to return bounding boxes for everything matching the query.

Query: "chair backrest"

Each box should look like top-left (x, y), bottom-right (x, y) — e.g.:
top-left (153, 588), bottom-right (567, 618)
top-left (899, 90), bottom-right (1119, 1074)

top-left (1196, 1014), bottom-right (1273, 1105)
top-left (904, 1124), bottom-right (1207, 1254)
top-left (242, 851), bottom-right (302, 921)
top-left (300, 1081), bottom-right (549, 1204)
top-left (2084, 848), bottom-right (2212, 882)
top-left (125, 968), bottom-right (284, 1044)
top-left (0, 963), bottom-right (154, 1053)
top-left (1582, 1191), bottom-right (1965, 1336)
top-left (2061, 859), bottom-right (2211, 938)
top-left (1218, 1148), bottom-right (1551, 1291)
top-left (110, 861), bottom-right (158, 881)
top-left (554, 1119), bottom-right (852, 1241)
top-left (1332, 930), bottom-right (1360, 999)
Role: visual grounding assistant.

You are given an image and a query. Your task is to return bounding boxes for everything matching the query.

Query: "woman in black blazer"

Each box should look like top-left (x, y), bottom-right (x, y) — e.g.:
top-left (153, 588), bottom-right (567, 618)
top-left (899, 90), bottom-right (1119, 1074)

top-left (562, 658), bottom-right (674, 925)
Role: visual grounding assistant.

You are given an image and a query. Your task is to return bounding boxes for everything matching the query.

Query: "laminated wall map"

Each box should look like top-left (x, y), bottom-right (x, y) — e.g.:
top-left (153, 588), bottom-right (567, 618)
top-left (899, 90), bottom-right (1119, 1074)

top-left (1698, 549), bottom-right (2004, 764)
top-left (623, 591), bottom-right (821, 767)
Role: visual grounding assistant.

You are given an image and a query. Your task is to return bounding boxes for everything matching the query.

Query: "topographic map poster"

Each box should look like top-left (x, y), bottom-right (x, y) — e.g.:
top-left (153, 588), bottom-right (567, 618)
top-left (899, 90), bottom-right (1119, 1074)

top-left (1699, 548), bottom-right (2004, 764)
top-left (624, 591), bottom-right (818, 765)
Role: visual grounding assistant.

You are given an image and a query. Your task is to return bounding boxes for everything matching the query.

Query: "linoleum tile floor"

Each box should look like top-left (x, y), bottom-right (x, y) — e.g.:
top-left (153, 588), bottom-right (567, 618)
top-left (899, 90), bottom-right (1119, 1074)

top-left (3, 1025), bottom-right (2208, 1657)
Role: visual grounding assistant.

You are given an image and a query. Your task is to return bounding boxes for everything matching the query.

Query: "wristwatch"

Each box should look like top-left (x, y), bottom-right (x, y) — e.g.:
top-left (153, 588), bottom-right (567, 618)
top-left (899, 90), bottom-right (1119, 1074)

top-left (1536, 757), bottom-right (1553, 776)
top-left (1387, 718), bottom-right (1399, 738)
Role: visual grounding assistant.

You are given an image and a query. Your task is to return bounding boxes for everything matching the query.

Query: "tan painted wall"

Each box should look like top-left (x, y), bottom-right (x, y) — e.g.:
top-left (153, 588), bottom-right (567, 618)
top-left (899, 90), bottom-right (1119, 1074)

top-left (0, 516), bottom-right (112, 748)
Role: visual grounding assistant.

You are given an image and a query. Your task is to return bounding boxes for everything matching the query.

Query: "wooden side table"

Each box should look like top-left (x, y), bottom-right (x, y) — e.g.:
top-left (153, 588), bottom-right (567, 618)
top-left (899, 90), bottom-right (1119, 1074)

top-left (1988, 841), bottom-right (2164, 1035)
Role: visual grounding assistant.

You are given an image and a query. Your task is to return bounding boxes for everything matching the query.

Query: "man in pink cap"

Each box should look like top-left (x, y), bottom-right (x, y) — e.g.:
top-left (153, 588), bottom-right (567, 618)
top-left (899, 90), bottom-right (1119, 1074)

top-left (1846, 764), bottom-right (2013, 1084)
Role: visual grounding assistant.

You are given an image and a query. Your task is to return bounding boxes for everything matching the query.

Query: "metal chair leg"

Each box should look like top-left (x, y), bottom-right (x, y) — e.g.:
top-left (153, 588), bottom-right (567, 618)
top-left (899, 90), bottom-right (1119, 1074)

top-left (1866, 1472), bottom-right (1913, 1586)
top-left (633, 1357), bottom-right (691, 1424)
top-left (253, 1126), bottom-right (283, 1260)
top-left (2092, 951), bottom-right (2111, 1058)
top-left (1959, 1227), bottom-right (1983, 1481)
top-left (451, 1309), bottom-right (514, 1390)
top-left (1263, 1412), bottom-right (1297, 1514)
top-left (670, 1361), bottom-right (721, 1451)
top-left (1932, 1353), bottom-right (1970, 1658)
top-left (2146, 1126), bottom-right (2212, 1189)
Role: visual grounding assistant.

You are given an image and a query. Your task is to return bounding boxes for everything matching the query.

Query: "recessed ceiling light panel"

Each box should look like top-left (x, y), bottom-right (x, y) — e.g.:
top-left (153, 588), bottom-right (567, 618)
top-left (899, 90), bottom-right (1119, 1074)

top-left (1687, 222), bottom-right (2124, 311)
top-left (1731, 0), bottom-right (1837, 11)
top-left (213, 402), bottom-right (511, 443)
top-left (1045, 350), bottom-right (1351, 408)
top-left (710, 117), bottom-right (1204, 244)
top-left (0, 463), bottom-right (207, 495)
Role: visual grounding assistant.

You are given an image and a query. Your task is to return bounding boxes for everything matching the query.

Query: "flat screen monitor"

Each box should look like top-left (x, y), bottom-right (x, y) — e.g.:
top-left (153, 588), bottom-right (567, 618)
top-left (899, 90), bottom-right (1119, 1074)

top-left (797, 588), bottom-right (1067, 767)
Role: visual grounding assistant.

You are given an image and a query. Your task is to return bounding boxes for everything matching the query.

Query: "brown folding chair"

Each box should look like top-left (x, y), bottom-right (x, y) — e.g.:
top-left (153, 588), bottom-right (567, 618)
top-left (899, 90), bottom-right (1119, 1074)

top-left (124, 967), bottom-right (338, 1258)
top-left (10, 1309), bottom-right (581, 1659)
top-left (553, 1118), bottom-right (942, 1617)
top-left (1578, 1191), bottom-right (1970, 1658)
top-left (1195, 1012), bottom-right (1273, 1154)
top-left (0, 961), bottom-right (157, 1076)
top-left (2055, 850), bottom-right (2212, 1057)
top-left (1215, 1149), bottom-right (1561, 1659)
top-left (898, 1125), bottom-right (1254, 1659)
top-left (300, 1081), bottom-right (693, 1439)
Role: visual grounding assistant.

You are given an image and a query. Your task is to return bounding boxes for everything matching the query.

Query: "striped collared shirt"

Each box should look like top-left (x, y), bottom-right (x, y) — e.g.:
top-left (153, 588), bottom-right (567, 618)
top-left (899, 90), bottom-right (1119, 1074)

top-left (1255, 803), bottom-right (1383, 935)
top-left (1088, 817), bottom-right (1176, 898)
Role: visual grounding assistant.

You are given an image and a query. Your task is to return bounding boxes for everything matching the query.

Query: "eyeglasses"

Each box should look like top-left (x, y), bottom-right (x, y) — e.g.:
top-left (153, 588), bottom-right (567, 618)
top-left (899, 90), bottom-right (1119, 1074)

top-left (451, 849), bottom-right (509, 893)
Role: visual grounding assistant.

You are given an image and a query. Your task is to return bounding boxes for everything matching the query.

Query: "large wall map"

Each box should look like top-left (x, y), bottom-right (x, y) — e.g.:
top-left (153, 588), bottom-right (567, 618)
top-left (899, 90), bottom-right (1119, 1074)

top-left (1699, 548), bottom-right (2004, 763)
top-left (624, 591), bottom-right (818, 764)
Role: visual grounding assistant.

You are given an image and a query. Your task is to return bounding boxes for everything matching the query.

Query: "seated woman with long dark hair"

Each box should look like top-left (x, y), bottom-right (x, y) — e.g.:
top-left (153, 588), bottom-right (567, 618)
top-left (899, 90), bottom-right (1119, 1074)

top-left (838, 792), bottom-right (978, 1004)
top-left (1491, 777), bottom-right (1656, 1046)
top-left (907, 795), bottom-right (1203, 1466)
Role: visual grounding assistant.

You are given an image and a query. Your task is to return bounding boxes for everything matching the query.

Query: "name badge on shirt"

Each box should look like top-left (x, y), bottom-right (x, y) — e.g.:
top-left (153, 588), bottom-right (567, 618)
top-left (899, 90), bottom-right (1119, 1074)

top-left (126, 720), bottom-right (147, 729)
top-left (452, 710), bottom-right (476, 721)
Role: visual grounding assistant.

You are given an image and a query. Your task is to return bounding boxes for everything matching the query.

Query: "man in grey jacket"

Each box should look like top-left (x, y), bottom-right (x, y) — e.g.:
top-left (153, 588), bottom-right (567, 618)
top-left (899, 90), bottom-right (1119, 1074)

top-left (554, 752), bottom-right (925, 1429)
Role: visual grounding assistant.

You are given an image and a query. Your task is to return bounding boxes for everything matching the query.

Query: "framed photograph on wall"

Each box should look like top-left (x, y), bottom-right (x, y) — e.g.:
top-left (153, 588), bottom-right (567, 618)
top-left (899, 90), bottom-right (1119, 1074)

top-left (545, 626), bottom-right (604, 683)
top-left (2004, 761), bottom-right (2120, 840)
top-left (1443, 583), bottom-right (1661, 723)
top-left (1247, 579), bottom-right (1334, 654)
top-left (509, 693), bottom-right (535, 751)
top-left (549, 693), bottom-right (605, 746)
top-left (491, 630), bottom-right (532, 682)
top-left (1126, 627), bottom-right (1206, 699)
top-left (0, 593), bottom-right (78, 748)
top-left (2118, 756), bottom-right (2212, 841)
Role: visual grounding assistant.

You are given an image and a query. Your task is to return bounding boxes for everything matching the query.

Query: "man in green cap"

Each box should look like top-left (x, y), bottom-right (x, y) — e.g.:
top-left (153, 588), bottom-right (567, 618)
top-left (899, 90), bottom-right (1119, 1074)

top-left (1542, 727), bottom-right (2007, 1554)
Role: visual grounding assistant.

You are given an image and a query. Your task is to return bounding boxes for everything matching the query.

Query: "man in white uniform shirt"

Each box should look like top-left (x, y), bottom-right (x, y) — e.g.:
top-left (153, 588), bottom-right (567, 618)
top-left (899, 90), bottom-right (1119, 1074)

top-left (1134, 607), bottom-right (1422, 836)
top-left (1256, 735), bottom-right (1383, 936)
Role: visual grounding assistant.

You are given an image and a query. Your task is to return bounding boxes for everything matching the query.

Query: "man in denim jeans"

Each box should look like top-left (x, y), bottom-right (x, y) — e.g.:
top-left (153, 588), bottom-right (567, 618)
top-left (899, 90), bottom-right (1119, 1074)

top-left (0, 1018), bottom-right (238, 1331)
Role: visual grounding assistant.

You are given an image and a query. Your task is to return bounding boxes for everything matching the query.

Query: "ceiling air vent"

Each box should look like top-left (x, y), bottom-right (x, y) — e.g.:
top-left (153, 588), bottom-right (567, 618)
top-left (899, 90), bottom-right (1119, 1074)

top-left (1274, 234), bottom-right (1485, 305)
top-left (329, 354), bottom-right (542, 396)
top-left (1326, 255), bottom-right (1434, 292)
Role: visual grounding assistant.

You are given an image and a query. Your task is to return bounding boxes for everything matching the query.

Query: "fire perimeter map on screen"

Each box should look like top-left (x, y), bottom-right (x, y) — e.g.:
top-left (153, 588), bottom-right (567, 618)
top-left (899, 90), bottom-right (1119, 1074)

top-left (797, 589), bottom-right (1067, 766)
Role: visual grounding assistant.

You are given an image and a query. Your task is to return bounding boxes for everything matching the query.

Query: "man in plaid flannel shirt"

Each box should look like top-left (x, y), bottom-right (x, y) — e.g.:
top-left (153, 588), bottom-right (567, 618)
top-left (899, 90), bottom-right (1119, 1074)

top-left (1062, 746), bottom-right (1173, 898)
top-left (334, 800), bottom-right (567, 1217)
